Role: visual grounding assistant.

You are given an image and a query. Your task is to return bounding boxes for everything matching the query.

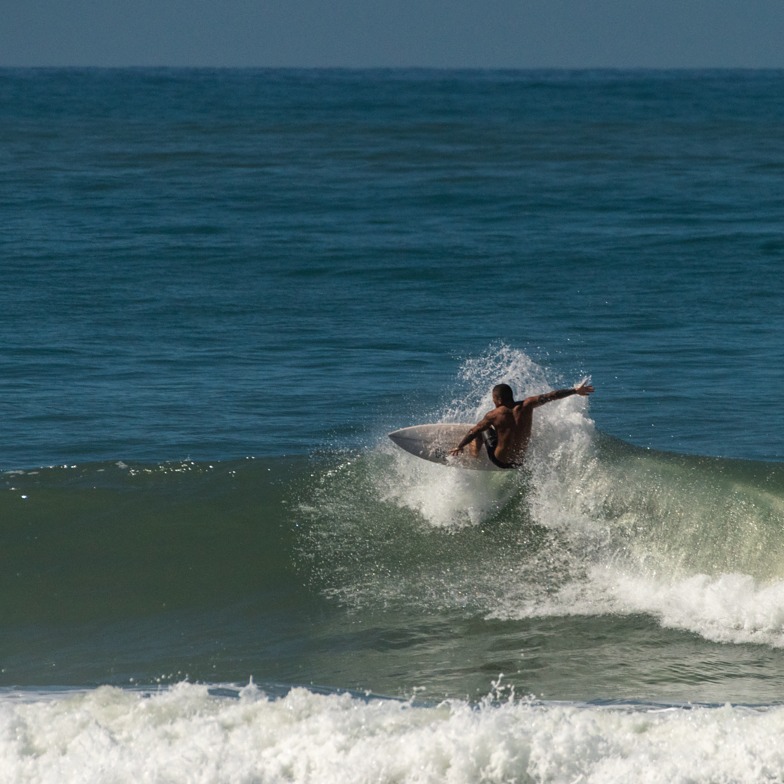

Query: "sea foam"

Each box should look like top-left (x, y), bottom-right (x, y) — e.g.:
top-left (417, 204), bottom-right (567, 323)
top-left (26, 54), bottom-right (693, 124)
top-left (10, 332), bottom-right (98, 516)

top-left (2, 683), bottom-right (784, 784)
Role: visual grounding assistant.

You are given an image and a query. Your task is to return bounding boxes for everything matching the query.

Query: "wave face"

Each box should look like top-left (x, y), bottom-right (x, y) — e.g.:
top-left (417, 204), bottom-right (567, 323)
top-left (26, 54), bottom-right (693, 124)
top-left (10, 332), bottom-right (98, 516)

top-left (299, 348), bottom-right (784, 656)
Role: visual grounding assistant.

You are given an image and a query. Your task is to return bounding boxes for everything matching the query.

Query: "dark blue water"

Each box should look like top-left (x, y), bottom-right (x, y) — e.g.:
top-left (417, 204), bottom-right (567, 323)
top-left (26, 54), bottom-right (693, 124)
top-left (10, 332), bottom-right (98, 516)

top-left (3, 69), bottom-right (784, 782)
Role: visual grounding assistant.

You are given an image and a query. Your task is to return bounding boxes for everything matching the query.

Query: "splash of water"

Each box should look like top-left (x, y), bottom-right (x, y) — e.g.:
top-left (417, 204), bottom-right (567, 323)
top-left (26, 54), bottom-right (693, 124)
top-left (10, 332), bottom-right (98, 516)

top-left (381, 345), bottom-right (597, 530)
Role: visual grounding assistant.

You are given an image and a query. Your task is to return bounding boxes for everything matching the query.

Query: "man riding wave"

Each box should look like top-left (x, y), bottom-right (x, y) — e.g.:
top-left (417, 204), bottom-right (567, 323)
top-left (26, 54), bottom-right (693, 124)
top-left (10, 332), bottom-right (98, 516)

top-left (450, 380), bottom-right (595, 468)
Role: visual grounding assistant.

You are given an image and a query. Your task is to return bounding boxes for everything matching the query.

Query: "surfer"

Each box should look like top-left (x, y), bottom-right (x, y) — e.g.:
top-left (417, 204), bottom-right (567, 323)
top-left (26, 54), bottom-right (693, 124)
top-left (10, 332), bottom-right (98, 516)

top-left (449, 380), bottom-right (595, 469)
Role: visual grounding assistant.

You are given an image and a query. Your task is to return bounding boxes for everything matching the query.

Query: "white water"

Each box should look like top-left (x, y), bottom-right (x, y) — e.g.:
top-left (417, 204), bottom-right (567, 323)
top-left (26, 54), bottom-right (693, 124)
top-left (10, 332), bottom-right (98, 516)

top-left (380, 346), bottom-right (590, 529)
top-left (3, 682), bottom-right (784, 784)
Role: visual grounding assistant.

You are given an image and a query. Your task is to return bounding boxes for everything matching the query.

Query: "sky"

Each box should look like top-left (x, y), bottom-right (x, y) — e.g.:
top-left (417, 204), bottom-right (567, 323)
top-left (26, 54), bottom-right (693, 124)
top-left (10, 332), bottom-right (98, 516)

top-left (3, 0), bottom-right (784, 69)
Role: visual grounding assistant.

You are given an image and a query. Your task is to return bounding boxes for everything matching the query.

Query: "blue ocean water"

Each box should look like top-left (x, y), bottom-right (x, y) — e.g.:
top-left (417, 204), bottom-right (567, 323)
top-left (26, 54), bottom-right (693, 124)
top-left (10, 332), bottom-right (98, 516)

top-left (2, 68), bottom-right (784, 782)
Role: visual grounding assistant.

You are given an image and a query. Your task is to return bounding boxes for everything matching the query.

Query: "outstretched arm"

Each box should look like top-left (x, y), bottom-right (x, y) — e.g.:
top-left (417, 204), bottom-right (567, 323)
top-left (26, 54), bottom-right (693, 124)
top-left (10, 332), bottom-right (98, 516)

top-left (524, 380), bottom-right (595, 409)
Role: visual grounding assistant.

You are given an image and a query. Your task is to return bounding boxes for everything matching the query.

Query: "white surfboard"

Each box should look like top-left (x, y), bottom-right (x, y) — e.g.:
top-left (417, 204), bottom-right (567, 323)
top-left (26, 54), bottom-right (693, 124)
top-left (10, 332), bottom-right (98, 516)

top-left (388, 423), bottom-right (502, 471)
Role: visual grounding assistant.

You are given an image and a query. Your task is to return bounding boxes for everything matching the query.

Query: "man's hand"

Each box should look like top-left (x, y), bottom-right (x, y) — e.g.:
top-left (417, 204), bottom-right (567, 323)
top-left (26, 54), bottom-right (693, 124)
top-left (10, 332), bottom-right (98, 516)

top-left (573, 379), bottom-right (595, 396)
top-left (449, 446), bottom-right (464, 457)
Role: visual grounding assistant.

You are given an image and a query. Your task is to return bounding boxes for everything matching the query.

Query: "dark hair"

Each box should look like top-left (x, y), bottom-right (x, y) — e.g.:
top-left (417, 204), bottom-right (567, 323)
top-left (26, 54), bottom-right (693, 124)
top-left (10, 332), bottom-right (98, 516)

top-left (492, 383), bottom-right (514, 404)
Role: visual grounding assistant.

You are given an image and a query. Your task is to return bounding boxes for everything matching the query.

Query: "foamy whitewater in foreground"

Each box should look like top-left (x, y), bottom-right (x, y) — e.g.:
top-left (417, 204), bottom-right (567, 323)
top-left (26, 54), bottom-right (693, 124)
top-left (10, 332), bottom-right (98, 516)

top-left (4, 683), bottom-right (784, 784)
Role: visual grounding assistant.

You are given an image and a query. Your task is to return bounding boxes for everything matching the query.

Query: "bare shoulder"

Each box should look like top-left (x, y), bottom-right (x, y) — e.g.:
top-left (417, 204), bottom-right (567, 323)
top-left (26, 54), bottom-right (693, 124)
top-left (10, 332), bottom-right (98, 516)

top-left (483, 408), bottom-right (502, 423)
top-left (488, 406), bottom-right (515, 424)
top-left (473, 410), bottom-right (497, 428)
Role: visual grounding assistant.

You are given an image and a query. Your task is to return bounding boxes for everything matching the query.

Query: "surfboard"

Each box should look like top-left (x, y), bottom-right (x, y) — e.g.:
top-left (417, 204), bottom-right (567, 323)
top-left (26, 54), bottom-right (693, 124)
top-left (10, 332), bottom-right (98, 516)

top-left (387, 423), bottom-right (502, 471)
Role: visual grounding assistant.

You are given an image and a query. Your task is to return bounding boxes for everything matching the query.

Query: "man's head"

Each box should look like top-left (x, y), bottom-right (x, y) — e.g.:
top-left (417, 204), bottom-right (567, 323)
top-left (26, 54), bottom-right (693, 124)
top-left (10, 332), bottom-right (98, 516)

top-left (492, 383), bottom-right (514, 406)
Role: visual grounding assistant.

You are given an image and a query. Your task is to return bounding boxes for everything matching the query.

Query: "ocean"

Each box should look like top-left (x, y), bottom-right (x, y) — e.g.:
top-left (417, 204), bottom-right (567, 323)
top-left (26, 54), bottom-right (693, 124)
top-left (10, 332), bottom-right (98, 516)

top-left (2, 67), bottom-right (784, 782)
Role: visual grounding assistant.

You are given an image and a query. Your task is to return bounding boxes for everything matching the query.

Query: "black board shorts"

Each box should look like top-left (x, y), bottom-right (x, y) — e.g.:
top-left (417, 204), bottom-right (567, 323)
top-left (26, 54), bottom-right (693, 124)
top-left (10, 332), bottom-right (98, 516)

top-left (483, 428), bottom-right (520, 470)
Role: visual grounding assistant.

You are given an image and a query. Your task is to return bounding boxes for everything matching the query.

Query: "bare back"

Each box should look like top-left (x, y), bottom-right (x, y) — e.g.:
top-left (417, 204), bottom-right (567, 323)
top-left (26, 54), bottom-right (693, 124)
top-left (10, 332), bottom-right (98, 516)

top-left (451, 382), bottom-right (594, 467)
top-left (483, 400), bottom-right (536, 464)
